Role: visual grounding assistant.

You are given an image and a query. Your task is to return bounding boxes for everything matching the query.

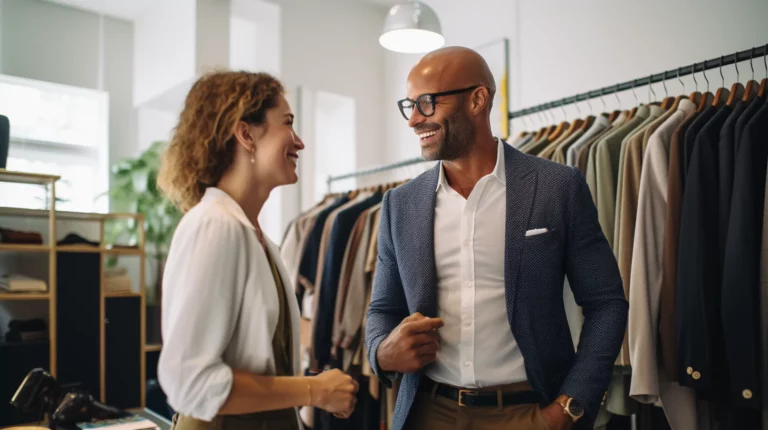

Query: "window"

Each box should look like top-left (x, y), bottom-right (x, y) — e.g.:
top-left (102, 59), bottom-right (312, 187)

top-left (0, 74), bottom-right (109, 212)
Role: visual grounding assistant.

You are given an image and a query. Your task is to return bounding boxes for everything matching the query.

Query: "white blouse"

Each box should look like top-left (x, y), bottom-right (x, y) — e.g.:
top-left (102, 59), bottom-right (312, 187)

top-left (157, 187), bottom-right (301, 422)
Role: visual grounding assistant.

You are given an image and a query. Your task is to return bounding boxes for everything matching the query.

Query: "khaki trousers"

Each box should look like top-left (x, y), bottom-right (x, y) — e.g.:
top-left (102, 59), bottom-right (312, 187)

top-left (404, 381), bottom-right (554, 430)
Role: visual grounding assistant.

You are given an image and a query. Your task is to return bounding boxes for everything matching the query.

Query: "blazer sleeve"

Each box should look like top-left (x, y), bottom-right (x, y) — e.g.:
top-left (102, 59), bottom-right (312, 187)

top-left (560, 168), bottom-right (628, 417)
top-left (365, 191), bottom-right (409, 387)
top-left (157, 216), bottom-right (247, 421)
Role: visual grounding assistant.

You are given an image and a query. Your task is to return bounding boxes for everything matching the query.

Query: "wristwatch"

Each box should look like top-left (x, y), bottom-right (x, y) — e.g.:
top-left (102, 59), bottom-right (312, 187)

top-left (556, 395), bottom-right (585, 421)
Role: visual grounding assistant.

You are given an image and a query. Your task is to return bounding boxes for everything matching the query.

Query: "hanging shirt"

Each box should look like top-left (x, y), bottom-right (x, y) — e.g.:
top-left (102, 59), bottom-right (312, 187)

top-left (427, 138), bottom-right (527, 388)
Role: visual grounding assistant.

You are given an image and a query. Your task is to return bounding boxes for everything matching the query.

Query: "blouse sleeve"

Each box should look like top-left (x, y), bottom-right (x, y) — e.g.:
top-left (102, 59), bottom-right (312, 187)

top-left (157, 216), bottom-right (247, 421)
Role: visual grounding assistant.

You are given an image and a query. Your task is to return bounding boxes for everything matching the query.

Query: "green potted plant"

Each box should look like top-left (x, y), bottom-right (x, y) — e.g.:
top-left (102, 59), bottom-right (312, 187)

top-left (105, 140), bottom-right (182, 344)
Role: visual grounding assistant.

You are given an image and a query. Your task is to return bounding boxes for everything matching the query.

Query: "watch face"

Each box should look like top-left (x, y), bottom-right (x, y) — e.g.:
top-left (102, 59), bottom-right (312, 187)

top-left (567, 398), bottom-right (585, 417)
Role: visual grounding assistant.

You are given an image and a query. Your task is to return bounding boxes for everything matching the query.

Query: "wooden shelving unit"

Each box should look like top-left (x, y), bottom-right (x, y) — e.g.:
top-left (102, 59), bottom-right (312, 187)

top-left (0, 292), bottom-right (51, 301)
top-left (0, 168), bottom-right (148, 424)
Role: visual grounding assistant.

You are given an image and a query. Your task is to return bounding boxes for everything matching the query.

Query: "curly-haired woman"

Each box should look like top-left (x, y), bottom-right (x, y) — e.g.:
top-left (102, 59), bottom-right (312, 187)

top-left (156, 71), bottom-right (358, 430)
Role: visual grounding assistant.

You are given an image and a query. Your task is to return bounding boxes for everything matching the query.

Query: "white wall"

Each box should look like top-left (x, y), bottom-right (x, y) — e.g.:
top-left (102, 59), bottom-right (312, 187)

top-left (133, 0), bottom-right (196, 108)
top-left (383, 0), bottom-right (768, 163)
top-left (0, 0), bottom-right (136, 173)
top-left (279, 0), bottom-right (388, 171)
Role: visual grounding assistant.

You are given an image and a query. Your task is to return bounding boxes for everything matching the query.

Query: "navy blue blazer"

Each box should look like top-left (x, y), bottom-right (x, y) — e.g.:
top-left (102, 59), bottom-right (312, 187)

top-left (365, 142), bottom-right (627, 430)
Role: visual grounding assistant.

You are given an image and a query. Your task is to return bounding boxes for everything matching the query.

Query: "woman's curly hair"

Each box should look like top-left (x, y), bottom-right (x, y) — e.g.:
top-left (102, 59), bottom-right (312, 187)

top-left (157, 71), bottom-right (285, 212)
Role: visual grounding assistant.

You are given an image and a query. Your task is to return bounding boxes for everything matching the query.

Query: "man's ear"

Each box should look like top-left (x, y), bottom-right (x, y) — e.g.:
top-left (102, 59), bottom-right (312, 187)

top-left (471, 87), bottom-right (490, 116)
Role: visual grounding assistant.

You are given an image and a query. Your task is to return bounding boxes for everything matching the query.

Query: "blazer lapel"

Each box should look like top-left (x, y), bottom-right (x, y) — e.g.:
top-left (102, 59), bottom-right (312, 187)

top-left (402, 163), bottom-right (439, 318)
top-left (504, 143), bottom-right (537, 323)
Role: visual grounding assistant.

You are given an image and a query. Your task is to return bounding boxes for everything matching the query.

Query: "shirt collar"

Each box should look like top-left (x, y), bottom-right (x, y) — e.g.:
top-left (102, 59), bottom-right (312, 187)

top-left (436, 138), bottom-right (506, 192)
top-left (202, 187), bottom-right (257, 231)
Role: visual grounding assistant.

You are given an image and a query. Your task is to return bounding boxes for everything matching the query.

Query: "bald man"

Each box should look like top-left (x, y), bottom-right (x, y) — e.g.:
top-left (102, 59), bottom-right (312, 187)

top-left (364, 47), bottom-right (627, 430)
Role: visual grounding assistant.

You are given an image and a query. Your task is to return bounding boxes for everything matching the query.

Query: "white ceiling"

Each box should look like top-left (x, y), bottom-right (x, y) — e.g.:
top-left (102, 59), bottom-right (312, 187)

top-left (43, 0), bottom-right (400, 22)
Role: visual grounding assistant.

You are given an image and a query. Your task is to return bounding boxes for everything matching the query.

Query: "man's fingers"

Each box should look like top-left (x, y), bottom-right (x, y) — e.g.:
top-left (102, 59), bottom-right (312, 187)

top-left (404, 312), bottom-right (425, 322)
top-left (409, 333), bottom-right (439, 346)
top-left (406, 317), bottom-right (444, 334)
top-left (416, 341), bottom-right (439, 356)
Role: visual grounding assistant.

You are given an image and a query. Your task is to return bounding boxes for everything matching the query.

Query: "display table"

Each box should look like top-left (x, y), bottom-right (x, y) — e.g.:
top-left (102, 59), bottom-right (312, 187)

top-left (2, 408), bottom-right (171, 430)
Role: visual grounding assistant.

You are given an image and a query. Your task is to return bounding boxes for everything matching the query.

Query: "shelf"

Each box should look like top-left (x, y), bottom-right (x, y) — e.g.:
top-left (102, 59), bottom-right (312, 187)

top-left (145, 344), bottom-right (162, 352)
top-left (57, 244), bottom-right (101, 253)
top-left (104, 291), bottom-right (141, 298)
top-left (103, 247), bottom-right (142, 256)
top-left (0, 206), bottom-right (143, 222)
top-left (0, 292), bottom-right (50, 300)
top-left (0, 169), bottom-right (60, 185)
top-left (0, 243), bottom-right (51, 253)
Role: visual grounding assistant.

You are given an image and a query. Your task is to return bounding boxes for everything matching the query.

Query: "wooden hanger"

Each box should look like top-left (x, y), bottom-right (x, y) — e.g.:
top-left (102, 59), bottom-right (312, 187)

top-left (548, 121), bottom-right (570, 142)
top-left (725, 83), bottom-right (743, 106)
top-left (579, 114), bottom-right (595, 132)
top-left (607, 110), bottom-right (621, 122)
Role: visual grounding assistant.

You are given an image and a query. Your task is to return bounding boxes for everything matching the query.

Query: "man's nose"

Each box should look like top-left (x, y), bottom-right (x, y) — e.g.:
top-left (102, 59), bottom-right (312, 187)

top-left (408, 109), bottom-right (426, 128)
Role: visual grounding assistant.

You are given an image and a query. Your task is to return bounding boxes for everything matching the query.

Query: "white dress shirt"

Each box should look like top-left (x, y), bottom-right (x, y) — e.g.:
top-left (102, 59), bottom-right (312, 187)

top-left (158, 187), bottom-right (301, 423)
top-left (426, 139), bottom-right (527, 388)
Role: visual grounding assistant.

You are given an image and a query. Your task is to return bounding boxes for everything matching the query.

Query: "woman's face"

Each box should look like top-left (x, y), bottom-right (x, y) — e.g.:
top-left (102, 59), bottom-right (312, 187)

top-left (252, 95), bottom-right (305, 187)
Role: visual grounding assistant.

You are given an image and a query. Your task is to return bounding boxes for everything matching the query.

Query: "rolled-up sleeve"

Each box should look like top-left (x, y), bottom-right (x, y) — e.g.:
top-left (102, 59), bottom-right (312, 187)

top-left (158, 216), bottom-right (246, 421)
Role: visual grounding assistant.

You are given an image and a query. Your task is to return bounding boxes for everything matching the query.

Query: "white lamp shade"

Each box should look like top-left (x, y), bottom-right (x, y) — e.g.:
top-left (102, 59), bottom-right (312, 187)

top-left (379, 2), bottom-right (445, 54)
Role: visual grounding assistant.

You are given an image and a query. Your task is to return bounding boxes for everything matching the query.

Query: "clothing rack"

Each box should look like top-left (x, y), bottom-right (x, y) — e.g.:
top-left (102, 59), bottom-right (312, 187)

top-left (508, 43), bottom-right (768, 118)
top-left (327, 43), bottom-right (767, 190)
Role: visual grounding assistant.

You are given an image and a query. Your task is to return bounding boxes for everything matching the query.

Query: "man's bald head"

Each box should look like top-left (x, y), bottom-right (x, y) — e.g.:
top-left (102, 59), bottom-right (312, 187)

top-left (403, 46), bottom-right (497, 161)
top-left (407, 46), bottom-right (496, 106)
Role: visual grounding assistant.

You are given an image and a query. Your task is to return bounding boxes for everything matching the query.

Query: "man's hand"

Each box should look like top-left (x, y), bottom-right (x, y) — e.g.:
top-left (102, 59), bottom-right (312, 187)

top-left (539, 402), bottom-right (574, 430)
top-left (376, 312), bottom-right (444, 374)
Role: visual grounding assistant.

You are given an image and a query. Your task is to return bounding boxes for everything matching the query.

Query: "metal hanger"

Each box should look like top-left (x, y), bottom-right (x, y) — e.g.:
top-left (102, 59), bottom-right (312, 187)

top-left (726, 55), bottom-right (744, 106)
top-left (760, 43), bottom-right (767, 97)
top-left (661, 72), bottom-right (674, 109)
top-left (712, 56), bottom-right (731, 106)
top-left (743, 47), bottom-right (759, 102)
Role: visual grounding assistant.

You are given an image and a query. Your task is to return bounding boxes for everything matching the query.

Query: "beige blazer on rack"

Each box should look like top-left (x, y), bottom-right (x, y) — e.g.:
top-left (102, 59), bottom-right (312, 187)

top-left (628, 99), bottom-right (697, 430)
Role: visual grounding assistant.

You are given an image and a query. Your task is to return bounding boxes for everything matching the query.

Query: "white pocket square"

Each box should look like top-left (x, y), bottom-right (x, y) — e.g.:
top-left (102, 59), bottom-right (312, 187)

top-left (525, 228), bottom-right (549, 237)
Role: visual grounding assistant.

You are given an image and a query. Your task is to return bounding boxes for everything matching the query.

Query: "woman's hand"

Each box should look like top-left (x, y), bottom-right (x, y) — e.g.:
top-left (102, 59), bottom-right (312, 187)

top-left (310, 369), bottom-right (359, 416)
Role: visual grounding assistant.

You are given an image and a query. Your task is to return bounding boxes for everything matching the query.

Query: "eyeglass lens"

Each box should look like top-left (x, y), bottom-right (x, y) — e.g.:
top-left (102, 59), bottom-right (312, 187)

top-left (400, 95), bottom-right (434, 120)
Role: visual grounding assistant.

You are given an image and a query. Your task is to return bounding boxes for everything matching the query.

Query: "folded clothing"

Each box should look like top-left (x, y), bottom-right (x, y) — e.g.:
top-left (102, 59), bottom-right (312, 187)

top-left (104, 266), bottom-right (128, 277)
top-left (0, 273), bottom-right (47, 292)
top-left (6, 318), bottom-right (48, 342)
top-left (105, 275), bottom-right (132, 293)
top-left (0, 227), bottom-right (43, 244)
top-left (57, 232), bottom-right (100, 247)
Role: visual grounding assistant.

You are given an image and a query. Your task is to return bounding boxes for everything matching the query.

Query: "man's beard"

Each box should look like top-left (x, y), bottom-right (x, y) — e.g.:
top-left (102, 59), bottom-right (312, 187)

top-left (422, 110), bottom-right (474, 162)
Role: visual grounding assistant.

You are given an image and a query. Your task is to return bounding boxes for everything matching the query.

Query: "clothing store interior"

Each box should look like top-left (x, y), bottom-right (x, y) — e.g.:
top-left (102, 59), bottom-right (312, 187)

top-left (1, 0), bottom-right (768, 429)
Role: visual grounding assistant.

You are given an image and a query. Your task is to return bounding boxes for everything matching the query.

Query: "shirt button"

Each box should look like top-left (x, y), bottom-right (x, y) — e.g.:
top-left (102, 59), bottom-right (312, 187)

top-left (692, 371), bottom-right (701, 380)
top-left (686, 367), bottom-right (693, 375)
top-left (464, 361), bottom-right (472, 367)
top-left (463, 321), bottom-right (472, 328)
top-left (743, 389), bottom-right (753, 399)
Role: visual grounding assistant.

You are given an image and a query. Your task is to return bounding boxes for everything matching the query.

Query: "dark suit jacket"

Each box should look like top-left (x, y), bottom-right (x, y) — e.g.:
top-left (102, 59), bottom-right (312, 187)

top-left (722, 99), bottom-right (768, 409)
top-left (297, 196), bottom-right (350, 298)
top-left (718, 100), bottom-right (748, 265)
top-left (365, 143), bottom-right (627, 430)
top-left (676, 103), bottom-right (732, 394)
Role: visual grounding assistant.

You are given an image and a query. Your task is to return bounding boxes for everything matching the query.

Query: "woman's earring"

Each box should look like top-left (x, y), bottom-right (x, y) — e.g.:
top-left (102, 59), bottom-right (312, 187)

top-left (250, 149), bottom-right (255, 164)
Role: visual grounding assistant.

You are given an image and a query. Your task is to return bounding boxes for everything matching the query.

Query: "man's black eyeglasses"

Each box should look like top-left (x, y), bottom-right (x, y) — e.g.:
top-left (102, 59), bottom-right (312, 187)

top-left (397, 85), bottom-right (480, 121)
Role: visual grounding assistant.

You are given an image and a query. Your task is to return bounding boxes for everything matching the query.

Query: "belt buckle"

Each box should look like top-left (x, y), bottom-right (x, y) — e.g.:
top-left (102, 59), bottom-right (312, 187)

top-left (458, 389), bottom-right (471, 407)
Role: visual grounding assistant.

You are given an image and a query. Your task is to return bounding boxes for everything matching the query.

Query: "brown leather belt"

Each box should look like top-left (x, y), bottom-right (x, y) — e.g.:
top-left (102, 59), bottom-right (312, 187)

top-left (419, 378), bottom-right (544, 408)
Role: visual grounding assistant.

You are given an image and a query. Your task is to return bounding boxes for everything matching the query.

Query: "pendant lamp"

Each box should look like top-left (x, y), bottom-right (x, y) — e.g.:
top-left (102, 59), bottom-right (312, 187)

top-left (379, 1), bottom-right (444, 54)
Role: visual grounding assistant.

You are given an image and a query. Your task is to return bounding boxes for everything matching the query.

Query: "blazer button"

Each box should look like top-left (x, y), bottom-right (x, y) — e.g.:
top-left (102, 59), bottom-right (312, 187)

top-left (686, 367), bottom-right (693, 375)
top-left (743, 389), bottom-right (753, 399)
top-left (692, 371), bottom-right (701, 380)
